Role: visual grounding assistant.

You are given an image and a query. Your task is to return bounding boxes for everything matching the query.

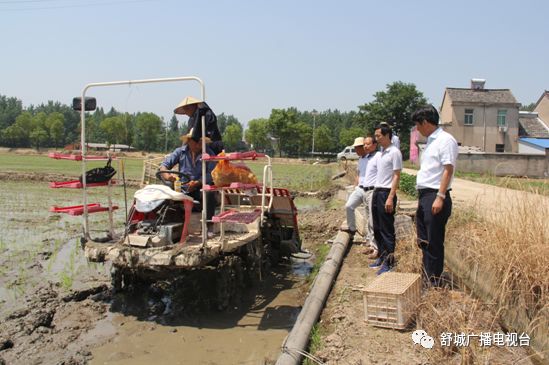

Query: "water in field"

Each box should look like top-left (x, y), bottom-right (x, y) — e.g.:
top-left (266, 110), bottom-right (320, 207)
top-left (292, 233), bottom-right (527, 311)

top-left (0, 180), bottom-right (311, 364)
top-left (293, 196), bottom-right (326, 212)
top-left (0, 180), bottom-right (134, 311)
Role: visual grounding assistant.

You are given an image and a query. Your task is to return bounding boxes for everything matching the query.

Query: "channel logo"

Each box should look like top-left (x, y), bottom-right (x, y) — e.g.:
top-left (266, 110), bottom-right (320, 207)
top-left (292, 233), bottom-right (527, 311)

top-left (412, 329), bottom-right (435, 349)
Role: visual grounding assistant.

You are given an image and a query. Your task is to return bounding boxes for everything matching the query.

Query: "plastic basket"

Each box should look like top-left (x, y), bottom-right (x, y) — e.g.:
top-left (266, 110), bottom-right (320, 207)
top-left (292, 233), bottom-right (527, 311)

top-left (363, 272), bottom-right (421, 329)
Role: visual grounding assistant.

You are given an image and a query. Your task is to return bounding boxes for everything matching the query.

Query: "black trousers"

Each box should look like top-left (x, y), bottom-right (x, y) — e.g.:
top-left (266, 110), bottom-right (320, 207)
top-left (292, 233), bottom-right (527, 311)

top-left (416, 190), bottom-right (452, 280)
top-left (189, 190), bottom-right (217, 222)
top-left (372, 190), bottom-right (397, 266)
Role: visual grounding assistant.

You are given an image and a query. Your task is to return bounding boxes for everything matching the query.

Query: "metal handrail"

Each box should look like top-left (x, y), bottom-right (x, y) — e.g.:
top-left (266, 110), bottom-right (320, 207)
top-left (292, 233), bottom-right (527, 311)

top-left (80, 76), bottom-right (205, 239)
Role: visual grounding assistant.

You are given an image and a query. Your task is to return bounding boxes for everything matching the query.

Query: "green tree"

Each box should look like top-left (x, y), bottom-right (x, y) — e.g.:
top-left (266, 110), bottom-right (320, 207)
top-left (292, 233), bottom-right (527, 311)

top-left (520, 102), bottom-right (536, 112)
top-left (357, 81), bottom-right (427, 159)
top-left (31, 112), bottom-right (48, 134)
top-left (169, 115), bottom-right (179, 132)
top-left (217, 113), bottom-right (240, 135)
top-left (245, 118), bottom-right (269, 151)
top-left (29, 128), bottom-right (48, 150)
top-left (45, 112), bottom-right (65, 148)
top-left (135, 112), bottom-right (163, 152)
top-left (267, 108), bottom-right (298, 157)
top-left (31, 101), bottom-right (79, 144)
top-left (284, 122), bottom-right (312, 156)
top-left (223, 124), bottom-right (243, 152)
top-left (11, 112), bottom-right (33, 146)
top-left (121, 113), bottom-right (134, 147)
top-left (339, 127), bottom-right (365, 147)
top-left (0, 95), bottom-right (23, 130)
top-left (100, 116), bottom-right (126, 145)
top-left (2, 124), bottom-right (27, 147)
top-left (314, 124), bottom-right (332, 153)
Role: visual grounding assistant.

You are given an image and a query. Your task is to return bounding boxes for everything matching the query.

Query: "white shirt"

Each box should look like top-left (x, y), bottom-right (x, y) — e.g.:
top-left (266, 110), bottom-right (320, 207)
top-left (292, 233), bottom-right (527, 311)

top-left (380, 135), bottom-right (400, 152)
top-left (416, 127), bottom-right (458, 190)
top-left (391, 135), bottom-right (400, 150)
top-left (363, 151), bottom-right (379, 187)
top-left (375, 144), bottom-right (402, 188)
top-left (357, 155), bottom-right (368, 186)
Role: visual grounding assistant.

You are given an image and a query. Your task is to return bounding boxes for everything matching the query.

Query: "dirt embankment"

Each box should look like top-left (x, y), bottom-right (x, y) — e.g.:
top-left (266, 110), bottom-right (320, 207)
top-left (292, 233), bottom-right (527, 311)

top-left (307, 184), bottom-right (536, 364)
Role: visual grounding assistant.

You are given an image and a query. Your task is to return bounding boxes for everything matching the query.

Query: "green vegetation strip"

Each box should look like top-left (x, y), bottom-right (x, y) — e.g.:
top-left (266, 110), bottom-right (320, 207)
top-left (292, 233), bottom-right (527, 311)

top-left (0, 153), bottom-right (144, 180)
top-left (0, 153), bottom-right (335, 192)
top-left (399, 172), bottom-right (418, 198)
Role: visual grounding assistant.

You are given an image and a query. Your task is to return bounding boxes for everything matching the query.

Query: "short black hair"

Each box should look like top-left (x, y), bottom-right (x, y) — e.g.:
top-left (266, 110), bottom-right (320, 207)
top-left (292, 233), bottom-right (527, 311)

top-left (365, 135), bottom-right (377, 144)
top-left (411, 105), bottom-right (439, 126)
top-left (374, 124), bottom-right (392, 139)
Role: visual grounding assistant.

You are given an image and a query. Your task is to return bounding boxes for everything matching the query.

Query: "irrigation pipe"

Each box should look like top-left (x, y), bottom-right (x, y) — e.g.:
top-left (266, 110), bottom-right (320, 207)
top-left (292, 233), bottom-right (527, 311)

top-left (276, 230), bottom-right (352, 365)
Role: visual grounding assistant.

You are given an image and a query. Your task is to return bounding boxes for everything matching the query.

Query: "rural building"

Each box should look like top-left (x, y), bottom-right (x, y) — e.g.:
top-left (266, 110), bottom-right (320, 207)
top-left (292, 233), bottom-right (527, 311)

top-left (412, 83), bottom-right (548, 177)
top-left (518, 111), bottom-right (549, 155)
top-left (533, 90), bottom-right (549, 125)
top-left (439, 79), bottom-right (520, 153)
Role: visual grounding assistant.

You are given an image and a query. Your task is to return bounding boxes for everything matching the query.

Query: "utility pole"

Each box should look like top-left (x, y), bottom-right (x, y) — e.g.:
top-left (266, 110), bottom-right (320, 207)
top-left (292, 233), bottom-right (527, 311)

top-left (311, 110), bottom-right (319, 156)
top-left (163, 117), bottom-right (168, 152)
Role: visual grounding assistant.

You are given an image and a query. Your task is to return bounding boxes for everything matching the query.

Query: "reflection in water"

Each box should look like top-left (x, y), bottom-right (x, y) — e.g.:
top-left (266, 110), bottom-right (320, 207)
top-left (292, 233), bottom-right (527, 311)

top-left (0, 181), bottom-right (132, 307)
top-left (293, 196), bottom-right (325, 212)
top-left (91, 266), bottom-right (304, 365)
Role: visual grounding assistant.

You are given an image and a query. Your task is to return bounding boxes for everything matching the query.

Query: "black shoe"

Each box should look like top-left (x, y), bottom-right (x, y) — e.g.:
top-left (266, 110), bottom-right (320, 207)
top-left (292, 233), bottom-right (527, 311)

top-left (340, 227), bottom-right (357, 235)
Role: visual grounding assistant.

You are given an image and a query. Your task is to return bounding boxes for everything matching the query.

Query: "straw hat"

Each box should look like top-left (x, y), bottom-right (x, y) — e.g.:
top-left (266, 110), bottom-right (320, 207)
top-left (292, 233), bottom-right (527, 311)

top-left (180, 128), bottom-right (211, 144)
top-left (352, 137), bottom-right (365, 147)
top-left (174, 96), bottom-right (202, 114)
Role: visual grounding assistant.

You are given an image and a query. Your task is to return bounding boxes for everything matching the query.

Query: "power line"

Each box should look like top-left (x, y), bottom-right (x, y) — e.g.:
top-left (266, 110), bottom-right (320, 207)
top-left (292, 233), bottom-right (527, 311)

top-left (0, 0), bottom-right (155, 11)
top-left (0, 0), bottom-right (79, 3)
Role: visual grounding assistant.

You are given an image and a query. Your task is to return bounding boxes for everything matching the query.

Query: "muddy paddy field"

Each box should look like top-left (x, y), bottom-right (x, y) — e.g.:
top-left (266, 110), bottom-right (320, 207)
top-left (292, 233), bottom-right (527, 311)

top-left (1, 153), bottom-right (546, 365)
top-left (0, 155), bottom-right (342, 365)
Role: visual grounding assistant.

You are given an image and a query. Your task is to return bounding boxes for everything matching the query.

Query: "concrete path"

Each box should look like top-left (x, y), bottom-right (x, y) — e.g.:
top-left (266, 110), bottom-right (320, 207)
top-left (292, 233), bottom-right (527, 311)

top-left (402, 168), bottom-right (549, 234)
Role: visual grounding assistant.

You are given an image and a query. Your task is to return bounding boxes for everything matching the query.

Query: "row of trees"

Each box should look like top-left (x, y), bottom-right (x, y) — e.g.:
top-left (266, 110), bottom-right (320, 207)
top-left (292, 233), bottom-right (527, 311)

top-left (0, 95), bottom-right (245, 152)
top-left (246, 82), bottom-right (428, 159)
top-left (1, 81), bottom-right (430, 158)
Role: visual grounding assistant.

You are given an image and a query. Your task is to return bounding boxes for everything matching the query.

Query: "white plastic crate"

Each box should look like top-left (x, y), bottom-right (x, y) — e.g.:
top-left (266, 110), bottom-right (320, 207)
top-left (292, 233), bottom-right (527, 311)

top-left (363, 272), bottom-right (421, 329)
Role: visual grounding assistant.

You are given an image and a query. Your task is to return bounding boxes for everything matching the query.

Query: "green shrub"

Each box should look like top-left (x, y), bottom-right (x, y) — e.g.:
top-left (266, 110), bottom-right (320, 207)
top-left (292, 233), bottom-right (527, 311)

top-left (400, 172), bottom-right (417, 198)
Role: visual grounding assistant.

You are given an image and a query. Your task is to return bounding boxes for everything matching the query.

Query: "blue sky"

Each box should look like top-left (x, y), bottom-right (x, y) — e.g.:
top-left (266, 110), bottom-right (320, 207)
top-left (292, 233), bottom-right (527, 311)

top-left (1, 0), bottom-right (548, 127)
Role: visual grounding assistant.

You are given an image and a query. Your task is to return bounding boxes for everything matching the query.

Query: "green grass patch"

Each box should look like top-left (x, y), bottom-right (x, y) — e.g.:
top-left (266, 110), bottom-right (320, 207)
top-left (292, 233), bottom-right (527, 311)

top-left (1, 153), bottom-right (335, 190)
top-left (303, 323), bottom-right (323, 365)
top-left (307, 243), bottom-right (330, 286)
top-left (399, 172), bottom-right (418, 198)
top-left (244, 161), bottom-right (335, 191)
top-left (0, 152), bottom-right (144, 180)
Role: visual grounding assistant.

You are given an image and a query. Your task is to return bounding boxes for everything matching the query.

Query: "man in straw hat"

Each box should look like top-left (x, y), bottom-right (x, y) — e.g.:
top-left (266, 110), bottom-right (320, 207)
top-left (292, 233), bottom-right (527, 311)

top-left (159, 128), bottom-right (218, 236)
top-left (174, 96), bottom-right (223, 155)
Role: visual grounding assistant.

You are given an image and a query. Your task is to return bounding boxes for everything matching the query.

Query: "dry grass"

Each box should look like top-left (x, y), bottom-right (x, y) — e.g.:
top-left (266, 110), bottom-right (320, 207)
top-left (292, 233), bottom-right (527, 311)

top-left (417, 289), bottom-right (533, 365)
top-left (447, 191), bottom-right (549, 341)
top-left (391, 188), bottom-right (548, 363)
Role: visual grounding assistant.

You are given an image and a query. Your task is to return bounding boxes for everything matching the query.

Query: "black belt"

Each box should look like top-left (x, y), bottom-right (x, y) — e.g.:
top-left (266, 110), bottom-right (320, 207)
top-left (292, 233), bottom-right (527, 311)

top-left (418, 188), bottom-right (451, 196)
top-left (359, 186), bottom-right (374, 191)
top-left (418, 188), bottom-right (452, 193)
top-left (374, 188), bottom-right (391, 192)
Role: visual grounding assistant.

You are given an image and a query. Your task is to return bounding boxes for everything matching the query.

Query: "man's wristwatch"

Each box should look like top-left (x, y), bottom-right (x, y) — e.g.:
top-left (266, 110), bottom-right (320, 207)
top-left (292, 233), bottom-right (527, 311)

top-left (436, 191), bottom-right (446, 199)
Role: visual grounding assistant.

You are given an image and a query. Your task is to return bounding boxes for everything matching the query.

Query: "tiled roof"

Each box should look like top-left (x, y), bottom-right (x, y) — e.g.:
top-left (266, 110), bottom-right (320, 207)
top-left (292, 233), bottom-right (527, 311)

top-left (518, 113), bottom-right (549, 138)
top-left (446, 88), bottom-right (518, 105)
top-left (534, 90), bottom-right (549, 108)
